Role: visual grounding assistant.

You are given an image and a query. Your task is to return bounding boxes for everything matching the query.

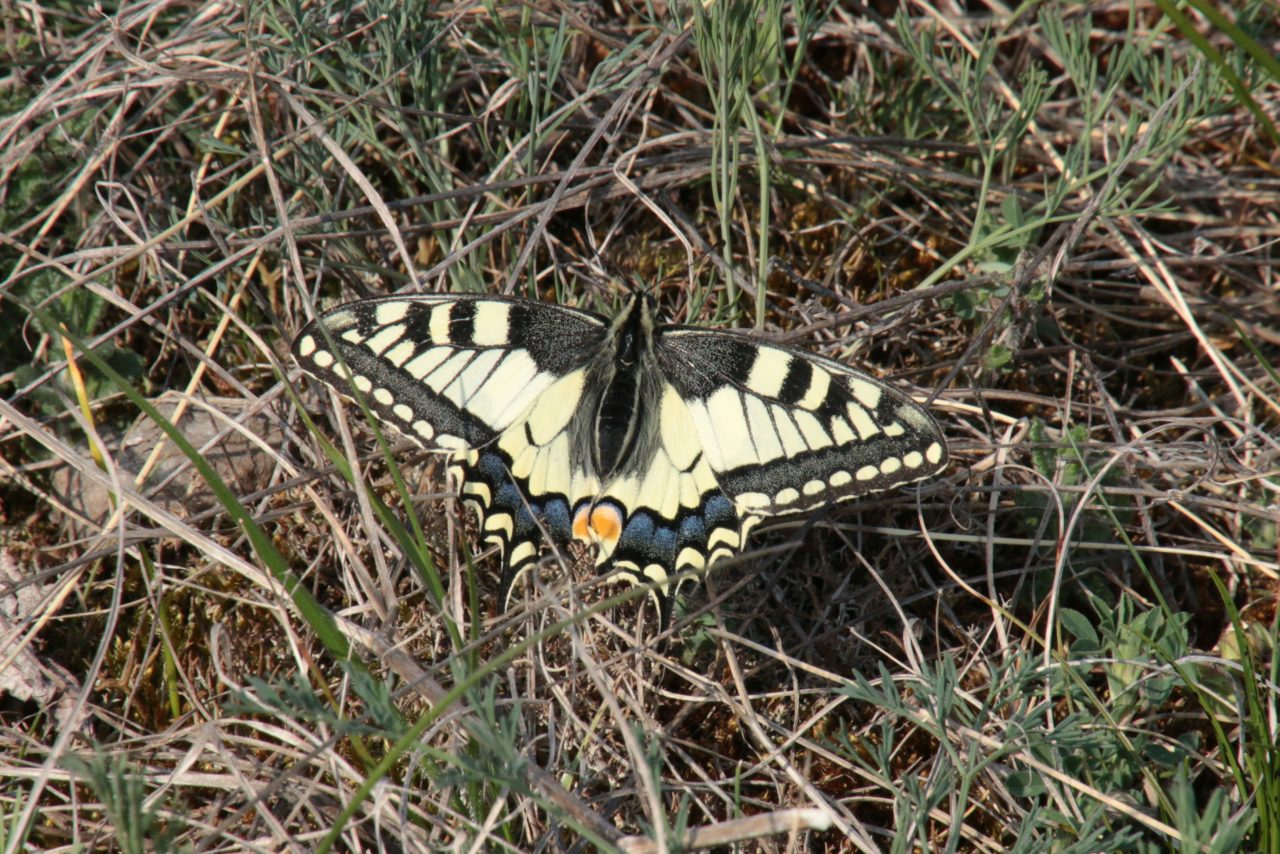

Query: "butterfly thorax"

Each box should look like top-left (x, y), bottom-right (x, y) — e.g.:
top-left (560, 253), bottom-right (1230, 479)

top-left (573, 294), bottom-right (665, 482)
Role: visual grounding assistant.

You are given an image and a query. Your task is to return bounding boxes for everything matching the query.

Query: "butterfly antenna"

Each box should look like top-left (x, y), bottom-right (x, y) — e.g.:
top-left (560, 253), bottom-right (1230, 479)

top-left (619, 271), bottom-right (650, 298)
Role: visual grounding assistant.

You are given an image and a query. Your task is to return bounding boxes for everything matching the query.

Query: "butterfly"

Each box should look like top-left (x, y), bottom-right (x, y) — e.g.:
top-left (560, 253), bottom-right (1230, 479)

top-left (292, 290), bottom-right (947, 622)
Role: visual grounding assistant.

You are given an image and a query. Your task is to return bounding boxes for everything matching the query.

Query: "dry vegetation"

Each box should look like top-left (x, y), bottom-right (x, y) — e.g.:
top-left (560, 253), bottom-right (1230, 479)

top-left (1, 0), bottom-right (1277, 851)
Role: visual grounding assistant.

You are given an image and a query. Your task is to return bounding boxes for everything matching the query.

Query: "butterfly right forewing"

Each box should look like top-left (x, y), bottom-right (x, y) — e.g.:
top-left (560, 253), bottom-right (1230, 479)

top-left (655, 328), bottom-right (948, 518)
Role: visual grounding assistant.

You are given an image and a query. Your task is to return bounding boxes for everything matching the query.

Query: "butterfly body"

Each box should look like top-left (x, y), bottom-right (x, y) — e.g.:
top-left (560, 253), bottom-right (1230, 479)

top-left (292, 291), bottom-right (947, 617)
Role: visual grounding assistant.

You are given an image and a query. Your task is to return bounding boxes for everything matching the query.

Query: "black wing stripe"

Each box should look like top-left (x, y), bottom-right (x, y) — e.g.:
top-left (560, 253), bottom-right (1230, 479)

top-left (447, 300), bottom-right (477, 345)
top-left (776, 355), bottom-right (813, 406)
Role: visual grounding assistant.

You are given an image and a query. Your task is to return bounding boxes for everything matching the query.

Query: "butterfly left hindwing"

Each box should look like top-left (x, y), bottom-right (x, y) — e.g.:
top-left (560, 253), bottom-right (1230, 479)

top-left (293, 291), bottom-right (947, 621)
top-left (292, 295), bottom-right (606, 594)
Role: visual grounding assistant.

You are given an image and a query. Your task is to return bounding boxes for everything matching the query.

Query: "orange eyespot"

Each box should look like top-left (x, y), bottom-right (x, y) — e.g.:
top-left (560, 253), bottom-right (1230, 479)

top-left (572, 502), bottom-right (624, 546)
top-left (590, 505), bottom-right (623, 543)
top-left (572, 505), bottom-right (590, 540)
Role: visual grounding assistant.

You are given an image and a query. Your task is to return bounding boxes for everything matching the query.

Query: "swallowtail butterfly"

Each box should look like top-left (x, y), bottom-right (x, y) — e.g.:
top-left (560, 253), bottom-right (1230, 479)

top-left (292, 292), bottom-right (947, 620)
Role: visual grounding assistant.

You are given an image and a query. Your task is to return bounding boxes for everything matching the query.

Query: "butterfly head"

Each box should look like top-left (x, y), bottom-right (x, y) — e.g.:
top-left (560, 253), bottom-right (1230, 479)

top-left (607, 290), bottom-right (659, 365)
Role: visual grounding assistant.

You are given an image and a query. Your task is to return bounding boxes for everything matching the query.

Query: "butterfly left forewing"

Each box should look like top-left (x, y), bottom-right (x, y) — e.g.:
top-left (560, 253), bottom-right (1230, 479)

top-left (292, 295), bottom-right (606, 450)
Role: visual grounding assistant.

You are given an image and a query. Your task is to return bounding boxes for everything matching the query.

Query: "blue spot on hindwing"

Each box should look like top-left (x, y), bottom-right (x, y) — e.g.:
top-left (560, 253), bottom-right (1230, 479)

top-left (539, 496), bottom-right (572, 542)
top-left (474, 450), bottom-right (508, 483)
top-left (494, 482), bottom-right (522, 511)
top-left (614, 510), bottom-right (678, 565)
top-left (678, 514), bottom-right (706, 546)
top-left (703, 493), bottom-right (736, 528)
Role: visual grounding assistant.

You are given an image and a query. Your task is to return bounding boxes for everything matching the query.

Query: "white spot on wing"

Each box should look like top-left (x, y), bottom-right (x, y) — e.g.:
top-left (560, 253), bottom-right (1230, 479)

top-left (375, 302), bottom-right (409, 324)
top-left (429, 303), bottom-right (453, 343)
top-left (523, 437), bottom-right (570, 498)
top-left (856, 465), bottom-right (878, 481)
top-left (436, 434), bottom-right (467, 450)
top-left (708, 527), bottom-right (740, 549)
top-left (794, 410), bottom-right (833, 450)
top-left (678, 470), bottom-right (699, 509)
top-left (510, 541), bottom-right (537, 566)
top-left (384, 340), bottom-right (415, 368)
top-left (744, 394), bottom-right (783, 462)
top-left (898, 402), bottom-right (933, 430)
top-left (926, 442), bottom-right (944, 464)
top-left (568, 468), bottom-right (601, 509)
top-left (705, 387), bottom-right (753, 469)
top-left (311, 349), bottom-right (333, 369)
top-left (692, 456), bottom-right (718, 495)
top-left (471, 302), bottom-right (513, 346)
top-left (830, 416), bottom-right (856, 445)
top-left (423, 350), bottom-right (474, 391)
top-left (660, 385), bottom-right (701, 471)
top-left (636, 452), bottom-right (679, 520)
top-left (326, 309), bottom-right (357, 329)
top-left (685, 400), bottom-right (723, 471)
top-left (642, 564), bottom-right (669, 585)
top-left (524, 370), bottom-right (584, 445)
top-left (494, 373), bottom-right (557, 429)
top-left (297, 335), bottom-right (316, 357)
top-left (462, 479), bottom-right (490, 504)
top-left (509, 444), bottom-right (536, 479)
top-left (404, 347), bottom-right (450, 380)
top-left (850, 379), bottom-right (882, 409)
top-left (542, 438), bottom-right (572, 494)
top-left (845, 402), bottom-right (880, 440)
top-left (746, 347), bottom-right (791, 398)
top-left (365, 324), bottom-right (405, 356)
top-left (774, 486), bottom-right (799, 505)
top-left (607, 474), bottom-right (641, 511)
top-left (528, 439), bottom-right (553, 495)
top-left (484, 512), bottom-right (513, 539)
top-left (903, 451), bottom-right (924, 468)
top-left (798, 365), bottom-right (830, 410)
top-left (676, 547), bottom-right (706, 571)
top-left (772, 407), bottom-right (806, 456)
top-left (443, 348), bottom-right (502, 406)
top-left (466, 350), bottom-right (545, 429)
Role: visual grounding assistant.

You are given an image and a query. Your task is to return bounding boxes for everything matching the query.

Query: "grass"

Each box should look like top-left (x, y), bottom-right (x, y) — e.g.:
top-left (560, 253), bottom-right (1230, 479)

top-left (1, 0), bottom-right (1277, 851)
